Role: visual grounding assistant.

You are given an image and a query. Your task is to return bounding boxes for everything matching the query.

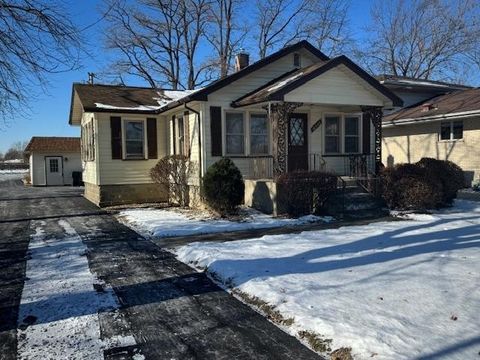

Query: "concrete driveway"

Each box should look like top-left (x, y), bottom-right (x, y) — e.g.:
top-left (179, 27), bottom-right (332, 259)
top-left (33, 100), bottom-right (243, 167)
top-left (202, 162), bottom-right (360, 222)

top-left (0, 178), bottom-right (320, 359)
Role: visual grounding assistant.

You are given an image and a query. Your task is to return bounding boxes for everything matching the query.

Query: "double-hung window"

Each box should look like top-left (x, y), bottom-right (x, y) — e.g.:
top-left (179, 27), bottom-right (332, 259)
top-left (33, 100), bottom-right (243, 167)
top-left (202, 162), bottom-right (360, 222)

top-left (125, 120), bottom-right (145, 158)
top-left (344, 116), bottom-right (360, 153)
top-left (175, 116), bottom-right (185, 155)
top-left (440, 121), bottom-right (463, 141)
top-left (325, 116), bottom-right (340, 153)
top-left (250, 113), bottom-right (268, 155)
top-left (225, 112), bottom-right (245, 155)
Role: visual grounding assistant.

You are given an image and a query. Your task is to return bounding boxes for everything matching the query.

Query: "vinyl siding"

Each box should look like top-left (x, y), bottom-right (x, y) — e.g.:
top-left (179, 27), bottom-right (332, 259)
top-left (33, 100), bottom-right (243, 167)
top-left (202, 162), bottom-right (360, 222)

top-left (382, 117), bottom-right (480, 183)
top-left (95, 112), bottom-right (168, 185)
top-left (30, 152), bottom-right (81, 186)
top-left (285, 65), bottom-right (385, 106)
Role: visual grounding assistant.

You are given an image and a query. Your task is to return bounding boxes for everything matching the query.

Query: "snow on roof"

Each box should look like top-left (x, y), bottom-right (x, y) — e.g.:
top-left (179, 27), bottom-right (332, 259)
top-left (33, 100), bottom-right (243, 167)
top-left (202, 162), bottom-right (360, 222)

top-left (266, 72), bottom-right (304, 92)
top-left (94, 89), bottom-right (201, 111)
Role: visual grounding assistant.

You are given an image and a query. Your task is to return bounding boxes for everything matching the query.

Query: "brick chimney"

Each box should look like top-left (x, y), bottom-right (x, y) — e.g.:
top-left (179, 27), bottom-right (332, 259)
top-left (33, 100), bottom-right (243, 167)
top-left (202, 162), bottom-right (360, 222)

top-left (235, 52), bottom-right (249, 72)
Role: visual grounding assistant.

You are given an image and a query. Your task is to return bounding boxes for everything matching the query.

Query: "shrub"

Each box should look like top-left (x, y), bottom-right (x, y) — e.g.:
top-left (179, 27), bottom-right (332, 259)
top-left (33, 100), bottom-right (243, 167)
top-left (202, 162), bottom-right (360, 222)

top-left (416, 158), bottom-right (465, 205)
top-left (150, 155), bottom-right (194, 207)
top-left (202, 158), bottom-right (244, 215)
top-left (381, 163), bottom-right (443, 210)
top-left (277, 170), bottom-right (337, 217)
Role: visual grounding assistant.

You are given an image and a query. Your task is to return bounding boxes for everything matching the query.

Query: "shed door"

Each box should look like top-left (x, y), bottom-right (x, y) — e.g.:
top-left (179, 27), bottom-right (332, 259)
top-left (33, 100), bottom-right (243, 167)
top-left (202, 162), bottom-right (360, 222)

top-left (45, 156), bottom-right (63, 186)
top-left (288, 114), bottom-right (308, 172)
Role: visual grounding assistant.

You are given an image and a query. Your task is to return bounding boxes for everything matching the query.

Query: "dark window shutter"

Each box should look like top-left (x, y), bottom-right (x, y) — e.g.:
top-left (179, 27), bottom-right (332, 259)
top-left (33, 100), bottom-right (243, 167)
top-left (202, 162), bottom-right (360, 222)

top-left (362, 116), bottom-right (371, 154)
top-left (172, 115), bottom-right (176, 155)
top-left (110, 116), bottom-right (122, 159)
top-left (147, 118), bottom-right (158, 159)
top-left (210, 106), bottom-right (222, 156)
top-left (184, 111), bottom-right (190, 156)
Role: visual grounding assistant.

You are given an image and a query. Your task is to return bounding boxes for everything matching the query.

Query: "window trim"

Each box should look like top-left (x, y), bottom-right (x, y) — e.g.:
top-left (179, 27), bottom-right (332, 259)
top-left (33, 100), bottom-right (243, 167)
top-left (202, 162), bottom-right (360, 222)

top-left (249, 112), bottom-right (270, 155)
top-left (439, 120), bottom-right (463, 142)
top-left (122, 119), bottom-right (147, 160)
top-left (174, 115), bottom-right (185, 155)
top-left (224, 110), bottom-right (246, 156)
top-left (323, 112), bottom-right (363, 155)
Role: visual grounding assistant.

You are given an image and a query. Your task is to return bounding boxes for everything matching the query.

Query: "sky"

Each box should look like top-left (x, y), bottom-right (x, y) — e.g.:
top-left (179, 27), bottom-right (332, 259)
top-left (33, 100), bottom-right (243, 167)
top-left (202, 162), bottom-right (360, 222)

top-left (0, 0), bottom-right (425, 153)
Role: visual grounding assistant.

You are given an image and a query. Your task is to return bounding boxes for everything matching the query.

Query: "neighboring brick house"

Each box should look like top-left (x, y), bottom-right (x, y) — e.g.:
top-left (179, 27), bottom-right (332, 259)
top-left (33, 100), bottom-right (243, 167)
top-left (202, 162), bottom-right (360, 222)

top-left (381, 87), bottom-right (480, 184)
top-left (25, 137), bottom-right (82, 186)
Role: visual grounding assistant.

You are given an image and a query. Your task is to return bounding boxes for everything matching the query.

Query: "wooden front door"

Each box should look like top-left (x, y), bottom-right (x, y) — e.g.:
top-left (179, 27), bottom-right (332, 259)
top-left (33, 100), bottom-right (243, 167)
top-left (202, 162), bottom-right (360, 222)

top-left (288, 113), bottom-right (308, 172)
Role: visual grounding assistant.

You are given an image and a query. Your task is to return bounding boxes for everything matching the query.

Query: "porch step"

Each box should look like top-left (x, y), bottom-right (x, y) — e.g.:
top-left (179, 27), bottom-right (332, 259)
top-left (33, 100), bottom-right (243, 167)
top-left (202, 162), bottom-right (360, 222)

top-left (326, 186), bottom-right (388, 220)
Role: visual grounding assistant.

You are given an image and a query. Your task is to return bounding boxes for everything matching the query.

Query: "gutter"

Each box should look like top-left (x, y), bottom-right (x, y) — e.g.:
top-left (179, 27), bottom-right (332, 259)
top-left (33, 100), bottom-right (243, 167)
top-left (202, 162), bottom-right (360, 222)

top-left (184, 103), bottom-right (202, 186)
top-left (383, 110), bottom-right (480, 128)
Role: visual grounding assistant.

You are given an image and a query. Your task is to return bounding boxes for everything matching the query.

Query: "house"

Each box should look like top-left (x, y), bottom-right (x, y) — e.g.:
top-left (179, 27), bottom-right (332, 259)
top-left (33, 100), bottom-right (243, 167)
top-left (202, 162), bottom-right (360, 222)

top-left (381, 86), bottom-right (480, 184)
top-left (25, 137), bottom-right (82, 186)
top-left (68, 40), bottom-right (401, 208)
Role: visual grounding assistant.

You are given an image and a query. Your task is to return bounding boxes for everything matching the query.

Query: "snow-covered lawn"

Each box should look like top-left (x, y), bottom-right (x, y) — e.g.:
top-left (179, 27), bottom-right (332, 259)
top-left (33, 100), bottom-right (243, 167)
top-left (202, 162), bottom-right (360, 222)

top-left (17, 219), bottom-right (140, 359)
top-left (118, 206), bottom-right (333, 239)
top-left (174, 200), bottom-right (480, 359)
top-left (0, 169), bottom-right (28, 181)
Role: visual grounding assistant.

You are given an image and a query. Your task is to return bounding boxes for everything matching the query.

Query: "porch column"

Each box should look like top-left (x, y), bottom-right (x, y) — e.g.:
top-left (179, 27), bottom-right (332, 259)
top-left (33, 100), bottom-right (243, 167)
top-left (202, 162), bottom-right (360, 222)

top-left (363, 107), bottom-right (383, 175)
top-left (268, 102), bottom-right (302, 177)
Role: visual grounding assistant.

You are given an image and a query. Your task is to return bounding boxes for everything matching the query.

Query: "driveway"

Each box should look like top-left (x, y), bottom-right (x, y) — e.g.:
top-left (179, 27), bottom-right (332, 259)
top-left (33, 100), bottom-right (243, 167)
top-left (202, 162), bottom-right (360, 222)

top-left (0, 179), bottom-right (320, 359)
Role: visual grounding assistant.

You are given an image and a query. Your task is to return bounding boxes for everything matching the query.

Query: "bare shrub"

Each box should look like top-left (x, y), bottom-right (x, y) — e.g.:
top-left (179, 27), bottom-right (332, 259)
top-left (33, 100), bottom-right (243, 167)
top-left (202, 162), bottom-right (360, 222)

top-left (150, 155), bottom-right (195, 207)
top-left (277, 171), bottom-right (337, 217)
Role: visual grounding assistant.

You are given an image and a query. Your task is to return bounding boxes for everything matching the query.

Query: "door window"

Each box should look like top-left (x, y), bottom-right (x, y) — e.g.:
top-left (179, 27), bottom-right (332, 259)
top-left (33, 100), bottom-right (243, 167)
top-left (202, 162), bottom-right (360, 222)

top-left (289, 117), bottom-right (305, 146)
top-left (49, 159), bottom-right (59, 173)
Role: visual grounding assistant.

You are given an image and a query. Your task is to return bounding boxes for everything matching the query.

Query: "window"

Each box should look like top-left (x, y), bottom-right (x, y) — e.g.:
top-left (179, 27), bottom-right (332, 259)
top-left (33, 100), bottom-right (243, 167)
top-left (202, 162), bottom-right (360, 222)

top-left (81, 120), bottom-right (95, 161)
top-left (293, 53), bottom-right (301, 67)
top-left (325, 116), bottom-right (340, 153)
top-left (344, 116), bottom-right (360, 153)
top-left (175, 116), bottom-right (184, 155)
top-left (49, 159), bottom-right (59, 173)
top-left (250, 113), bottom-right (269, 154)
top-left (440, 121), bottom-right (463, 141)
top-left (225, 112), bottom-right (245, 155)
top-left (125, 120), bottom-right (145, 158)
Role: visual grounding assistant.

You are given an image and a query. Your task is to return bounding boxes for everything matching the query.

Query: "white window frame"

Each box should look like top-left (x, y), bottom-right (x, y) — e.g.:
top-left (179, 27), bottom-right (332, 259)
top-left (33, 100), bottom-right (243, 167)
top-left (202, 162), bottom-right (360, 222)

top-left (323, 113), bottom-right (363, 155)
top-left (249, 112), bottom-right (270, 155)
top-left (122, 119), bottom-right (147, 160)
top-left (439, 120), bottom-right (463, 141)
top-left (224, 110), bottom-right (246, 156)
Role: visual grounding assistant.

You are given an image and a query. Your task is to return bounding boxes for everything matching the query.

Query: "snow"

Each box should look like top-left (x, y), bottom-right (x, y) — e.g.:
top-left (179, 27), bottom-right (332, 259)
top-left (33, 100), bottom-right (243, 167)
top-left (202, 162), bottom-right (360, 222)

top-left (118, 206), bottom-right (333, 239)
top-left (0, 169), bottom-right (28, 181)
top-left (94, 88), bottom-right (201, 111)
top-left (17, 219), bottom-right (139, 359)
top-left (267, 72), bottom-right (304, 92)
top-left (174, 200), bottom-right (480, 359)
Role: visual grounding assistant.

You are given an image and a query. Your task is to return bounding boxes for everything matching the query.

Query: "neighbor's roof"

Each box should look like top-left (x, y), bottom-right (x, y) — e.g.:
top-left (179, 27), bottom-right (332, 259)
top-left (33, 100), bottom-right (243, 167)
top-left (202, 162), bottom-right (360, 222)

top-left (384, 88), bottom-right (480, 124)
top-left (25, 137), bottom-right (80, 153)
top-left (377, 75), bottom-right (471, 92)
top-left (232, 56), bottom-right (403, 107)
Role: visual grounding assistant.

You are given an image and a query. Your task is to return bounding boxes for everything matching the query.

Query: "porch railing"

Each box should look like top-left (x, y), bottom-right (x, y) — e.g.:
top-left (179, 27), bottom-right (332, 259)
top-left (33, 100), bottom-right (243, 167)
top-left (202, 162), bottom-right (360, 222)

top-left (342, 154), bottom-right (376, 178)
top-left (248, 156), bottom-right (274, 179)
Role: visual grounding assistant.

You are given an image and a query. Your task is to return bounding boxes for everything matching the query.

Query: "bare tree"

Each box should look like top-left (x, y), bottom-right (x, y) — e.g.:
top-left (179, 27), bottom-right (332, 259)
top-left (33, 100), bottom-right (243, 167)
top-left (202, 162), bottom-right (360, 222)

top-left (362, 0), bottom-right (480, 81)
top-left (206, 0), bottom-right (247, 78)
top-left (0, 1), bottom-right (81, 126)
top-left (104, 0), bottom-right (214, 90)
top-left (3, 140), bottom-right (28, 160)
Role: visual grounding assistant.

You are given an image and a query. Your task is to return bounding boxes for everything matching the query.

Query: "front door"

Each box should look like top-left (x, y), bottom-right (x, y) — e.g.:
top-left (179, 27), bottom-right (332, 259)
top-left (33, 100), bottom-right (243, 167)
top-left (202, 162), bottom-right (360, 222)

top-left (45, 156), bottom-right (63, 186)
top-left (288, 113), bottom-right (308, 172)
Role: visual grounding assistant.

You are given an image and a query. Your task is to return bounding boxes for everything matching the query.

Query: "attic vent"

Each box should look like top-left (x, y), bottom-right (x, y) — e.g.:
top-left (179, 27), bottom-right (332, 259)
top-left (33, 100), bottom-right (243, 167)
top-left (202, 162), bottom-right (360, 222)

top-left (421, 103), bottom-right (436, 112)
top-left (293, 53), bottom-right (301, 67)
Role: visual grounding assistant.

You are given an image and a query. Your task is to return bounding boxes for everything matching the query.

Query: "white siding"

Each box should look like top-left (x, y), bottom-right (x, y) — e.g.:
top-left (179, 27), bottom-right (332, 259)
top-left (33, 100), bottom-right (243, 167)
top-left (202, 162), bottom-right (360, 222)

top-left (96, 112), bottom-right (168, 185)
top-left (285, 65), bottom-right (386, 106)
top-left (31, 152), bottom-right (82, 186)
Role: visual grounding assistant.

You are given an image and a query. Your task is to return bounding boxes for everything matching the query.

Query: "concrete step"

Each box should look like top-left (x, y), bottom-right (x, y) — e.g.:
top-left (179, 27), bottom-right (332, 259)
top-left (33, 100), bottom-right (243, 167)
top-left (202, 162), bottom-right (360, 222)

top-left (325, 190), bottom-right (387, 219)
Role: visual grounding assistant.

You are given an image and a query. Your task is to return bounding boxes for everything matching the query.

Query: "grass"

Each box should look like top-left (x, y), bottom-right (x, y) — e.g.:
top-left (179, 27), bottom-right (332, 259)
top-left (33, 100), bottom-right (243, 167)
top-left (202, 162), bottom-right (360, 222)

top-left (298, 330), bottom-right (333, 353)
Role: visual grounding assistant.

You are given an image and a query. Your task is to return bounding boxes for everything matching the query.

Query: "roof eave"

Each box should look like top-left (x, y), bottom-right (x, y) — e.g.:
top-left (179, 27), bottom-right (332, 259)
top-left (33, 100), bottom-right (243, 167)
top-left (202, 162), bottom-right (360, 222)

top-left (383, 110), bottom-right (480, 127)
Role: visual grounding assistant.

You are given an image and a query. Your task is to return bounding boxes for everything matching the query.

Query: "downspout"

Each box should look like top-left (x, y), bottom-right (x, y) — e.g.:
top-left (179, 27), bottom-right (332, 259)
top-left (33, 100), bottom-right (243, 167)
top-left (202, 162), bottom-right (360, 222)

top-left (184, 103), bottom-right (202, 186)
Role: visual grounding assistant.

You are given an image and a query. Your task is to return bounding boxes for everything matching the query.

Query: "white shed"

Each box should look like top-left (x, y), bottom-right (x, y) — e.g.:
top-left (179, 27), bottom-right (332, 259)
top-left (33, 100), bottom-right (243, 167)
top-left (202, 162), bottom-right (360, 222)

top-left (25, 137), bottom-right (82, 186)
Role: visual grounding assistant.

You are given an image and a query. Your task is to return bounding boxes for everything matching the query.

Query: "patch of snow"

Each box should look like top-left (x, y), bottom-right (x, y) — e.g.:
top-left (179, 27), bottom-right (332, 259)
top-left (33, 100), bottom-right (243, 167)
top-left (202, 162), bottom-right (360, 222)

top-left (3, 158), bottom-right (24, 163)
top-left (267, 73), bottom-right (304, 92)
top-left (17, 219), bottom-right (128, 360)
top-left (0, 169), bottom-right (28, 181)
top-left (118, 206), bottom-right (333, 239)
top-left (94, 103), bottom-right (161, 111)
top-left (174, 200), bottom-right (480, 359)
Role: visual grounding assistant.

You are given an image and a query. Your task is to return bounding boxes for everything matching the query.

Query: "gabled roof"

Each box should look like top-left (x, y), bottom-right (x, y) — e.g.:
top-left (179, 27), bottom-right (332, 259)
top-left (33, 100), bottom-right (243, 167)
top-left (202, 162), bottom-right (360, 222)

top-left (384, 88), bottom-right (480, 124)
top-left (232, 56), bottom-right (403, 107)
top-left (25, 137), bottom-right (80, 153)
